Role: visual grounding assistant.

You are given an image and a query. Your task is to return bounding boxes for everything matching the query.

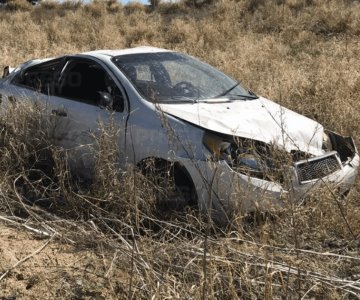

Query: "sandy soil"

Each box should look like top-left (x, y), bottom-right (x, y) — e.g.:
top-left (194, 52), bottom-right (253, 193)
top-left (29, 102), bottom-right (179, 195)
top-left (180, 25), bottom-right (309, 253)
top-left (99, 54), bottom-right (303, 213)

top-left (0, 222), bottom-right (126, 299)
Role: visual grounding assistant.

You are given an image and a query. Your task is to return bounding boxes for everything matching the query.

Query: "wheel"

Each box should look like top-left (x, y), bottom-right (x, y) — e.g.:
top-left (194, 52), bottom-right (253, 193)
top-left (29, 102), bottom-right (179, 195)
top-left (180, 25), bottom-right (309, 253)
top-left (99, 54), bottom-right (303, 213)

top-left (139, 159), bottom-right (197, 211)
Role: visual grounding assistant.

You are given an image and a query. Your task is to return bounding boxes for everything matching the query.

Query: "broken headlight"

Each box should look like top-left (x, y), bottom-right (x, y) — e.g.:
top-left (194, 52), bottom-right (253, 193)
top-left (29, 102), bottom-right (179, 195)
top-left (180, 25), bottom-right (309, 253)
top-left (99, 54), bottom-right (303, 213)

top-left (322, 132), bottom-right (333, 152)
top-left (203, 131), bottom-right (286, 182)
top-left (326, 130), bottom-right (356, 163)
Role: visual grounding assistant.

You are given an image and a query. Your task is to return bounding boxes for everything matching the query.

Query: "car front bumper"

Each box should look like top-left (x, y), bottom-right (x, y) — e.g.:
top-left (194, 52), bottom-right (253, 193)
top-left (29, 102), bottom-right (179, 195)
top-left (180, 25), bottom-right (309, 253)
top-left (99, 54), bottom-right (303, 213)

top-left (178, 150), bottom-right (359, 220)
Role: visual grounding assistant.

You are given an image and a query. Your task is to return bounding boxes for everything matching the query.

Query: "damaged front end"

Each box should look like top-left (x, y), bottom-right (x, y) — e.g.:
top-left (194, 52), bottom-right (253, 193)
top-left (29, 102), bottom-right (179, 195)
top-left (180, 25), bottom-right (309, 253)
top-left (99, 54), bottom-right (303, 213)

top-left (294, 131), bottom-right (357, 185)
top-left (202, 129), bottom-right (359, 213)
top-left (203, 131), bottom-right (291, 185)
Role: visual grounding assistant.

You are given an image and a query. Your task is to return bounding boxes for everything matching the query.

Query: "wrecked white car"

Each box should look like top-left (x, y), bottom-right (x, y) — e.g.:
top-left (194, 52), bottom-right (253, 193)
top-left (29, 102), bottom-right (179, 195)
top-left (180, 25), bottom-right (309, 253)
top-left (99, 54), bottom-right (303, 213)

top-left (0, 47), bottom-right (358, 217)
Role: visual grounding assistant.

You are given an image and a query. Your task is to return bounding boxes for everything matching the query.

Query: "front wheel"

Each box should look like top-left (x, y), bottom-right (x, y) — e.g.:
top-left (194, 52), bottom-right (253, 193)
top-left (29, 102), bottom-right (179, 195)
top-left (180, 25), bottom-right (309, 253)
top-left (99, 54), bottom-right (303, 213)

top-left (139, 159), bottom-right (197, 211)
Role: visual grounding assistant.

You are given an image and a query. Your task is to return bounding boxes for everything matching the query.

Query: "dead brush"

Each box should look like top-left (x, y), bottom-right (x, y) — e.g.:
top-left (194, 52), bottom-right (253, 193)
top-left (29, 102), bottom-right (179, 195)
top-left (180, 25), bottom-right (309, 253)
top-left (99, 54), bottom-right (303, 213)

top-left (0, 100), bottom-right (61, 210)
top-left (0, 99), bottom-right (194, 231)
top-left (0, 101), bottom-right (359, 298)
top-left (0, 0), bottom-right (360, 298)
top-left (84, 117), bottom-right (160, 232)
top-left (3, 0), bottom-right (31, 11)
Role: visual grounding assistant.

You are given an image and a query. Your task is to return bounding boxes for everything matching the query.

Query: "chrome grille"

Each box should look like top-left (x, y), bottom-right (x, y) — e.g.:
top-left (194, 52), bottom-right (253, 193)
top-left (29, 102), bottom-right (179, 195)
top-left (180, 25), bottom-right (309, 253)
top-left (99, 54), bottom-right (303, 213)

top-left (296, 153), bottom-right (341, 183)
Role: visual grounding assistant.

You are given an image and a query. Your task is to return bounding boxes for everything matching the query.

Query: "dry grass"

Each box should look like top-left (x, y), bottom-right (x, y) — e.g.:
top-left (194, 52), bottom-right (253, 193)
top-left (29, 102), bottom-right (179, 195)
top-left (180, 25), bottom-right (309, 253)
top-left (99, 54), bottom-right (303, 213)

top-left (0, 0), bottom-right (360, 299)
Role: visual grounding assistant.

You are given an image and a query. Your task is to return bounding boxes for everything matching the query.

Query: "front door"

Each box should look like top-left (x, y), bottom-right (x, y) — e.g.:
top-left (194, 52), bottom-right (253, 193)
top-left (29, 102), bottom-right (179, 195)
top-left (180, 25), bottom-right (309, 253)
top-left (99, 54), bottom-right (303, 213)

top-left (45, 57), bottom-right (128, 179)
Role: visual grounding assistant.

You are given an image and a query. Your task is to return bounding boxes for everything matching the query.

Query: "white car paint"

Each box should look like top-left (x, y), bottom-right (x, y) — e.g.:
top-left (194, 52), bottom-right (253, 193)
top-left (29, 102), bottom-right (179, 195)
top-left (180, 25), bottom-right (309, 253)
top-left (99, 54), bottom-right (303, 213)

top-left (159, 97), bottom-right (324, 156)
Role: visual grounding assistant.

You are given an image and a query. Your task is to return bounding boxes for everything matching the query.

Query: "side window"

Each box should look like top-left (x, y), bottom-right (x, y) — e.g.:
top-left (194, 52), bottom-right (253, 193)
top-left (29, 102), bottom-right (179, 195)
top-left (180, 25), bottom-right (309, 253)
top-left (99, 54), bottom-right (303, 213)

top-left (57, 60), bottom-right (125, 112)
top-left (12, 59), bottom-right (64, 95)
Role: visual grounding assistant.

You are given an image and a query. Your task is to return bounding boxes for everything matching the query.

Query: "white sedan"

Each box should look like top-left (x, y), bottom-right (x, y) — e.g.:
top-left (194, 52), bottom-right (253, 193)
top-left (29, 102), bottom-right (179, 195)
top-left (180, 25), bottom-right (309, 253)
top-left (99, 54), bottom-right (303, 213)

top-left (0, 47), bottom-right (358, 219)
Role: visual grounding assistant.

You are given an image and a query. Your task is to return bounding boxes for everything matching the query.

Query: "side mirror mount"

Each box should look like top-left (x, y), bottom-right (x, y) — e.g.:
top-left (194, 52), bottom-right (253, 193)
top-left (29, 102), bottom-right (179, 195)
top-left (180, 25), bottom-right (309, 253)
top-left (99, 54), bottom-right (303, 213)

top-left (97, 91), bottom-right (113, 110)
top-left (3, 66), bottom-right (15, 78)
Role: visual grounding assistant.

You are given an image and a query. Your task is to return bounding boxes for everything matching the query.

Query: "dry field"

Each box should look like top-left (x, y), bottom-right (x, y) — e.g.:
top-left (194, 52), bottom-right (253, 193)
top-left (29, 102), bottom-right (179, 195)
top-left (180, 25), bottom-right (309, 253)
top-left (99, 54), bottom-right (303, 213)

top-left (0, 0), bottom-right (360, 299)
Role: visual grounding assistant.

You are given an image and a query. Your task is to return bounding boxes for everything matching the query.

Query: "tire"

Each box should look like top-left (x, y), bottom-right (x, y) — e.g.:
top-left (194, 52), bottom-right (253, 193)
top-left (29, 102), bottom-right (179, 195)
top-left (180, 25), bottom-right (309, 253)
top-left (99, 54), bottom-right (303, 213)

top-left (139, 158), bottom-right (197, 211)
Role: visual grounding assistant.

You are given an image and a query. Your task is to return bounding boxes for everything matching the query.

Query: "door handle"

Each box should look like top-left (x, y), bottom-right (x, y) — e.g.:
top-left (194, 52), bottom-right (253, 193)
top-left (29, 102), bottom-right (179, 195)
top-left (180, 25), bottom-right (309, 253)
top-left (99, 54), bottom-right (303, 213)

top-left (51, 109), bottom-right (67, 117)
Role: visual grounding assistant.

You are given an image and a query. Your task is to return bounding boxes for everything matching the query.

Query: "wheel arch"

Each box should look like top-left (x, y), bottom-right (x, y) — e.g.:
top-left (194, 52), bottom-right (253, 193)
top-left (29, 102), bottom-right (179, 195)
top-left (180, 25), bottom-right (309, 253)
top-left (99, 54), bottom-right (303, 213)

top-left (137, 156), bottom-right (198, 206)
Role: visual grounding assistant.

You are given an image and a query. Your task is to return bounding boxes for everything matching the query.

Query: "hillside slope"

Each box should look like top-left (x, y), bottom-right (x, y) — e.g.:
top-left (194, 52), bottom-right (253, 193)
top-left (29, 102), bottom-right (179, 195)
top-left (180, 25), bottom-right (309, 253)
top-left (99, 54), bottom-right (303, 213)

top-left (0, 0), bottom-right (359, 299)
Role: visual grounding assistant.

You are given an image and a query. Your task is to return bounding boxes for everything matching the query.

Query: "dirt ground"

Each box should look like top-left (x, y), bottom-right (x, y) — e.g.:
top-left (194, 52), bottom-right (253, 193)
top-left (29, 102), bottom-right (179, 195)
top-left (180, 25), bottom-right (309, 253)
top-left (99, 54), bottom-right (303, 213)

top-left (0, 222), bottom-right (128, 300)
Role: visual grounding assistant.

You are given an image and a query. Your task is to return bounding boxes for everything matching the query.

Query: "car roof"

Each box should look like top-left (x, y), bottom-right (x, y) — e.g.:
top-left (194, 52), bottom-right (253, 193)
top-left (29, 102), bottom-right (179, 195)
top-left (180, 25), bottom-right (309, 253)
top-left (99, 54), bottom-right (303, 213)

top-left (16, 47), bottom-right (172, 71)
top-left (81, 46), bottom-right (171, 58)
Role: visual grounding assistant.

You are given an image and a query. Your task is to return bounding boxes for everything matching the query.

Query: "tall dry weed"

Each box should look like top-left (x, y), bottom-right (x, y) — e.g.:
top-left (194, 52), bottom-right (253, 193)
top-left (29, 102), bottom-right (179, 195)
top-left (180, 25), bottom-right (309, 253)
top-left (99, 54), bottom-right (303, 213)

top-left (0, 0), bottom-right (359, 298)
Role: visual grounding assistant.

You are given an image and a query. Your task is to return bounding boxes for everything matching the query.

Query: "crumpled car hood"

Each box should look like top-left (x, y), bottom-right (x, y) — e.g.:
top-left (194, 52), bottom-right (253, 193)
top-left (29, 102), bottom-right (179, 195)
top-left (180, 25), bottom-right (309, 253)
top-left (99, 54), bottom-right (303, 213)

top-left (158, 97), bottom-right (324, 156)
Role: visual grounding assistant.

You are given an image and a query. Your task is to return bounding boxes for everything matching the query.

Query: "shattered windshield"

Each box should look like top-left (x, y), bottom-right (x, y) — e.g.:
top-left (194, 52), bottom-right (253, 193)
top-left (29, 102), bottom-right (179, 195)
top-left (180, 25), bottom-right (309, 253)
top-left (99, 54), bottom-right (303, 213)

top-left (112, 52), bottom-right (257, 103)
